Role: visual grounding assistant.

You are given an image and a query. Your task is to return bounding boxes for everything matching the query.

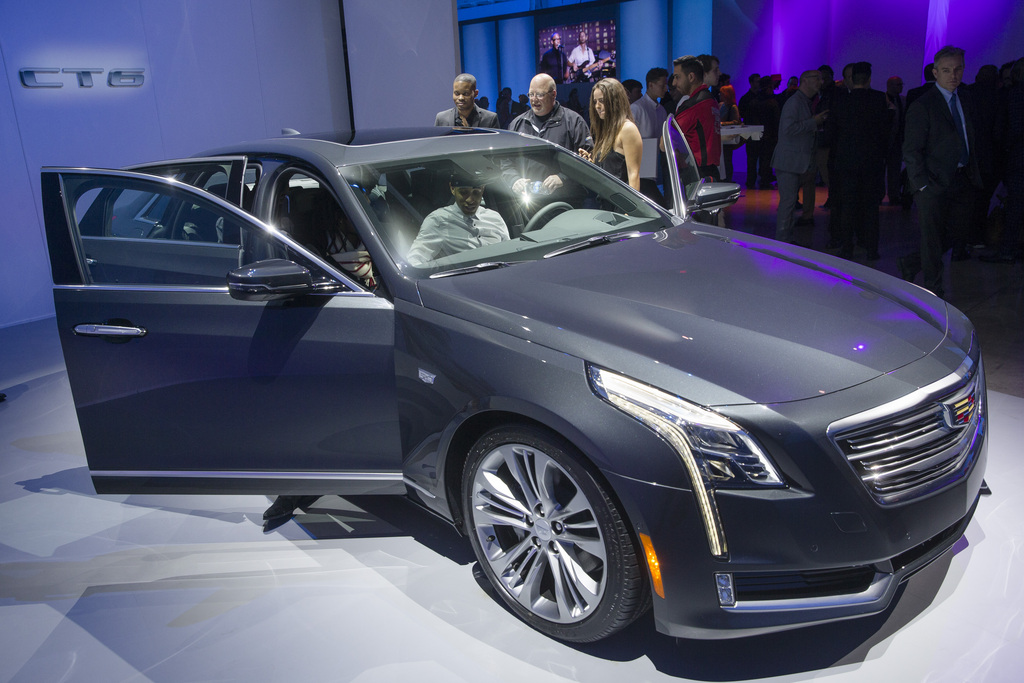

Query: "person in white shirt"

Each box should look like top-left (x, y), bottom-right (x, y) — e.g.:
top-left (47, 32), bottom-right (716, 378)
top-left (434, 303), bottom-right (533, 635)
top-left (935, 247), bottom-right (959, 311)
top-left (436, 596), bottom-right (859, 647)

top-left (568, 30), bottom-right (596, 81)
top-left (407, 174), bottom-right (510, 265)
top-left (630, 67), bottom-right (669, 138)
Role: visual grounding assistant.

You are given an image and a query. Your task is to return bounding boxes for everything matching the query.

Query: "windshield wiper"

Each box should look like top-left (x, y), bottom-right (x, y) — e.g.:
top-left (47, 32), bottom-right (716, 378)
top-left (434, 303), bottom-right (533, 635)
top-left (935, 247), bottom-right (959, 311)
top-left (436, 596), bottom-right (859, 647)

top-left (543, 231), bottom-right (649, 259)
top-left (430, 261), bottom-right (515, 278)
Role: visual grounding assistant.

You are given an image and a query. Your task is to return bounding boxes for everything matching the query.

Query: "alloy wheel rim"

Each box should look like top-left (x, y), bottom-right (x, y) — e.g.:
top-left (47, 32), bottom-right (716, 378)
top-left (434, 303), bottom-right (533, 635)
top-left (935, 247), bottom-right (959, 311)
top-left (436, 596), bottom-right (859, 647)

top-left (470, 442), bottom-right (607, 623)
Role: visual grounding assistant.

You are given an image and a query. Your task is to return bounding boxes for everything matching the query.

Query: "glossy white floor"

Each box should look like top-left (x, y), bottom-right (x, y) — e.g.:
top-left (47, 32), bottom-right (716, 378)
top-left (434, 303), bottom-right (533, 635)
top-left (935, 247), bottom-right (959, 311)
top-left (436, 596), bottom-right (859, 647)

top-left (2, 317), bottom-right (1022, 683)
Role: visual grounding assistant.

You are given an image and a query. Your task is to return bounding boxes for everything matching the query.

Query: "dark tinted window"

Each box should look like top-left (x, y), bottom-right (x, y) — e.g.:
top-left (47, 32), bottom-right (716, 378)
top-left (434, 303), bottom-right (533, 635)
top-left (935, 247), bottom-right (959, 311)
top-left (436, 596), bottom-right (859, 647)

top-left (63, 173), bottom-right (338, 288)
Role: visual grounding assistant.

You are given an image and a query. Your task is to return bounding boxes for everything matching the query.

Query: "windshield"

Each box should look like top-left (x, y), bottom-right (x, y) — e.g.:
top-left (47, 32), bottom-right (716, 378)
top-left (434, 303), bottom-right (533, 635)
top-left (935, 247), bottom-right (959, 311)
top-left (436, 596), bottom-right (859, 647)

top-left (340, 145), bottom-right (671, 277)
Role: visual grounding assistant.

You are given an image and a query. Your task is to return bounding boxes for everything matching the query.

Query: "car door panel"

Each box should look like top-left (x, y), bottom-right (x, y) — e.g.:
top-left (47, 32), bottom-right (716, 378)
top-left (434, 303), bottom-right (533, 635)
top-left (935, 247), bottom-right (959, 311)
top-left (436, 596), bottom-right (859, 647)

top-left (43, 168), bottom-right (403, 495)
top-left (81, 236), bottom-right (241, 285)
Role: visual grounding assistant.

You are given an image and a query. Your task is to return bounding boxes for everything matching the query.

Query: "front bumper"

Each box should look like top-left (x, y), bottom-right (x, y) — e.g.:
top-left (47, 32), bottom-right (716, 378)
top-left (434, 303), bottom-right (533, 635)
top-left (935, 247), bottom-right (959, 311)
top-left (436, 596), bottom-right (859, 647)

top-left (608, 461), bottom-right (984, 639)
top-left (601, 356), bottom-right (988, 639)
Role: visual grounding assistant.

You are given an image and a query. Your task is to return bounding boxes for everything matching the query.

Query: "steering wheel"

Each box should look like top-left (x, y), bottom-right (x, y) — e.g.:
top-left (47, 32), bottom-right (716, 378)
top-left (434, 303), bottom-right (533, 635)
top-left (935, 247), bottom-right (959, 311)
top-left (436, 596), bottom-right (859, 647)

top-left (523, 202), bottom-right (573, 233)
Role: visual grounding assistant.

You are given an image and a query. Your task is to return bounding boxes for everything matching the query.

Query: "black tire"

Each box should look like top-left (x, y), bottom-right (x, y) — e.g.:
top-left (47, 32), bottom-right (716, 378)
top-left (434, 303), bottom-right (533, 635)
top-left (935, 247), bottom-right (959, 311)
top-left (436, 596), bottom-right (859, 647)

top-left (462, 424), bottom-right (649, 642)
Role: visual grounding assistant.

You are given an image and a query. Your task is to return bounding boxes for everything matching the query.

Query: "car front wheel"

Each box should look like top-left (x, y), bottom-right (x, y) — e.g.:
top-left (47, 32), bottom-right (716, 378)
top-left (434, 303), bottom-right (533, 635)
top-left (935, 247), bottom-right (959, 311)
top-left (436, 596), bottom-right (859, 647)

top-left (463, 424), bottom-right (649, 641)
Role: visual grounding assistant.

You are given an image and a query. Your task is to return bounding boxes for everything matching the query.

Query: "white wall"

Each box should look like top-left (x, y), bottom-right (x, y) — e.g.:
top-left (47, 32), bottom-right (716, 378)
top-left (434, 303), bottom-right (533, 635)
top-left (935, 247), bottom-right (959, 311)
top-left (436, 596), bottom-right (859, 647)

top-left (343, 0), bottom-right (459, 129)
top-left (0, 0), bottom-right (355, 329)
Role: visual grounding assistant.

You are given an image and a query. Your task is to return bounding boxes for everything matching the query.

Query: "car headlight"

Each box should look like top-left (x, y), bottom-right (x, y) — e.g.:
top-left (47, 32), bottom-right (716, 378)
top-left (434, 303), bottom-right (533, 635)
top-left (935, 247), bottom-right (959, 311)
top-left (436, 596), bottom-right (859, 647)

top-left (588, 365), bottom-right (784, 558)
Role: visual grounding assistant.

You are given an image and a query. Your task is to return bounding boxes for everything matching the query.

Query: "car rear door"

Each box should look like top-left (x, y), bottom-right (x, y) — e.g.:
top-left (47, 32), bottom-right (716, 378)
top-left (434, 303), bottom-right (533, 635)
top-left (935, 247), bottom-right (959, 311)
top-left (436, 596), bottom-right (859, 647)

top-left (41, 168), bottom-right (404, 496)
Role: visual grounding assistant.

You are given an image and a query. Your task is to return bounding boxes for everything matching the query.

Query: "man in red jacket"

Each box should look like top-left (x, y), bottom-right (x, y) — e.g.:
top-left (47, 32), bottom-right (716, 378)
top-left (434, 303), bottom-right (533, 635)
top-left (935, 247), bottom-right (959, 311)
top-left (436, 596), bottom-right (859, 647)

top-left (672, 56), bottom-right (722, 178)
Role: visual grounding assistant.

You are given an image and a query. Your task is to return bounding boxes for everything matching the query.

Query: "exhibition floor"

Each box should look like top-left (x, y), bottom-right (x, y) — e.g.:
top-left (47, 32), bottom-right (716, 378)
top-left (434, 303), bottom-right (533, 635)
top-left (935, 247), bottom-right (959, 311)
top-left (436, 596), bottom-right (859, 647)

top-left (2, 187), bottom-right (1022, 681)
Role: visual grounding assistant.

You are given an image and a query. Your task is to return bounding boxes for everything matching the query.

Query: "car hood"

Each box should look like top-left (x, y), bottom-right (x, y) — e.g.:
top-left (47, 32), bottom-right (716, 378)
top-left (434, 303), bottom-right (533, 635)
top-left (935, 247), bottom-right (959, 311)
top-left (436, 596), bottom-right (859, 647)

top-left (415, 226), bottom-right (950, 405)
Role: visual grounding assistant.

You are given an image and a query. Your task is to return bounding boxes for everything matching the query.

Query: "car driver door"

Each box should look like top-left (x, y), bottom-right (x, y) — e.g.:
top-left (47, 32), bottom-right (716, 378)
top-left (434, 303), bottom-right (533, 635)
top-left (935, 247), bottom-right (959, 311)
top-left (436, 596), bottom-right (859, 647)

top-left (41, 168), bottom-right (403, 496)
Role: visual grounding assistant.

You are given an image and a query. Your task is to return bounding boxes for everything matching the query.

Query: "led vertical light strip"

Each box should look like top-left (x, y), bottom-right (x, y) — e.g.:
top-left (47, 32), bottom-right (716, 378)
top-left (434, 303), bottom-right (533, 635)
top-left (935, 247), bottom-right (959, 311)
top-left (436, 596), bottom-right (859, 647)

top-left (610, 397), bottom-right (728, 558)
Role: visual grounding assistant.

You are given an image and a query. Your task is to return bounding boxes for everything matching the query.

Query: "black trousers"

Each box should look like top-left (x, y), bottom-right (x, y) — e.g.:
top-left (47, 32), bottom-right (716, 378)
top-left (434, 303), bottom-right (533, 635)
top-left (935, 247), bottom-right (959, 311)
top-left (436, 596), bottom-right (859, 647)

top-left (906, 170), bottom-right (976, 296)
top-left (838, 167), bottom-right (883, 256)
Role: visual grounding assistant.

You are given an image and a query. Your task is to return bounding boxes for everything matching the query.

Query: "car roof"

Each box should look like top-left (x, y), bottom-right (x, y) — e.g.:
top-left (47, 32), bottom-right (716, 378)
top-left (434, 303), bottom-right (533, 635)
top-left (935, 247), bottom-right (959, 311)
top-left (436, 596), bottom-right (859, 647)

top-left (195, 127), bottom-right (554, 169)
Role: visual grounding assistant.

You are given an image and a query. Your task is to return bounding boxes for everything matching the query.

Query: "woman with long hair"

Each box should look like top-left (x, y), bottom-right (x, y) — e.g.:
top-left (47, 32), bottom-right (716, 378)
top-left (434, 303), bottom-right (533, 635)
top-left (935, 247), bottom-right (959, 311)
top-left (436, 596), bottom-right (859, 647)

top-left (579, 78), bottom-right (642, 190)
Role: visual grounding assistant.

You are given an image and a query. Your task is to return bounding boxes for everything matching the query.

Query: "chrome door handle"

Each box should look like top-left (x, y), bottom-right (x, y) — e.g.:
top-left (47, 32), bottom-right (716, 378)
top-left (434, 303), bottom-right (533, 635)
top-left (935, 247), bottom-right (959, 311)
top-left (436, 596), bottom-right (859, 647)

top-left (73, 324), bottom-right (147, 338)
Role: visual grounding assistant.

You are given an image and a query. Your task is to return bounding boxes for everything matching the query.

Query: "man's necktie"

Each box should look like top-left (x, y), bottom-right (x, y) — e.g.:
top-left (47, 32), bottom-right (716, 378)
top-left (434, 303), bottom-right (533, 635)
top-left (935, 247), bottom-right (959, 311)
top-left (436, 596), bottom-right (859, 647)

top-left (949, 92), bottom-right (969, 167)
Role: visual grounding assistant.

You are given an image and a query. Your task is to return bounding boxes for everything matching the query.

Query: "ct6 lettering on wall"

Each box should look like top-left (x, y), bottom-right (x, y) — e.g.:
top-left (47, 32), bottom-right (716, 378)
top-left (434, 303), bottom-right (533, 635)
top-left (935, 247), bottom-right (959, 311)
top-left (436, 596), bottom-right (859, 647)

top-left (19, 68), bottom-right (145, 88)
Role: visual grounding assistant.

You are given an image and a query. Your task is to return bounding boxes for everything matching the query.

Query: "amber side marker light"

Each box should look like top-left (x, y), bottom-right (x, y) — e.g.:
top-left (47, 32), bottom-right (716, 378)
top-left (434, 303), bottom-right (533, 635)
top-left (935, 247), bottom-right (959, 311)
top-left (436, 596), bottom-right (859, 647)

top-left (639, 533), bottom-right (665, 598)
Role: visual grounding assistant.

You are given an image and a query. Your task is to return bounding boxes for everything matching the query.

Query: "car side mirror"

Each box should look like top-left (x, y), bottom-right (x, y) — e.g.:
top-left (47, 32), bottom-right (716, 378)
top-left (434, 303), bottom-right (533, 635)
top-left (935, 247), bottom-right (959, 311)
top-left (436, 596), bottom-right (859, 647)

top-left (693, 181), bottom-right (743, 212)
top-left (227, 259), bottom-right (314, 301)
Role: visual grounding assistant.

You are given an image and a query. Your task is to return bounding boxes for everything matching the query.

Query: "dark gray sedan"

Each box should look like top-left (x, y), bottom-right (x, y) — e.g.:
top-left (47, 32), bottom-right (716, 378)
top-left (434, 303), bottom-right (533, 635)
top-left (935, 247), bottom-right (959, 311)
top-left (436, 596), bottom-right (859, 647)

top-left (40, 123), bottom-right (987, 642)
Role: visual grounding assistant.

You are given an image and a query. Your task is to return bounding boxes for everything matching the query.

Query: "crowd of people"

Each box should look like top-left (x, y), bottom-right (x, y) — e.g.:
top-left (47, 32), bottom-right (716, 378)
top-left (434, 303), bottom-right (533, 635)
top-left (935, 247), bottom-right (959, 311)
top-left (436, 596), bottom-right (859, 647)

top-left (432, 46), bottom-right (1022, 298)
top-left (741, 50), bottom-right (1022, 299)
top-left (434, 53), bottom-right (732, 205)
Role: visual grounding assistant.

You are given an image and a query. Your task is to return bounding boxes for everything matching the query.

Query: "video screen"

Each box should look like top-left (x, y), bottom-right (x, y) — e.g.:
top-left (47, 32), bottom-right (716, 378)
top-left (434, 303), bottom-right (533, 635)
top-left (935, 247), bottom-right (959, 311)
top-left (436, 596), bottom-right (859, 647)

top-left (537, 20), bottom-right (617, 85)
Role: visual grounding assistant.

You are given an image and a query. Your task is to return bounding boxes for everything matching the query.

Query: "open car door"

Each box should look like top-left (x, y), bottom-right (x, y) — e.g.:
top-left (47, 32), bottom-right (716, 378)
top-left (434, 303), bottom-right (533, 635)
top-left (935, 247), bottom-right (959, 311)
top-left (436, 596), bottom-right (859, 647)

top-left (40, 168), bottom-right (403, 496)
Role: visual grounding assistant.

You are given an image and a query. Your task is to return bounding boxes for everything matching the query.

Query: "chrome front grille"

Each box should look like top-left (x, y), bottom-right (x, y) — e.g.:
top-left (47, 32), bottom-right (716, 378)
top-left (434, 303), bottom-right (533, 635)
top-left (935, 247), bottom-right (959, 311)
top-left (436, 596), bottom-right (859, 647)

top-left (830, 362), bottom-right (983, 505)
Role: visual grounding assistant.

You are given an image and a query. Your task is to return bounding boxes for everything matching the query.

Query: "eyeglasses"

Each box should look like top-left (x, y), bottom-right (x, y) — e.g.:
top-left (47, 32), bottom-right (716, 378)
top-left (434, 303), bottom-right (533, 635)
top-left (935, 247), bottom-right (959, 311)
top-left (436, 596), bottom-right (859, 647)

top-left (528, 91), bottom-right (554, 99)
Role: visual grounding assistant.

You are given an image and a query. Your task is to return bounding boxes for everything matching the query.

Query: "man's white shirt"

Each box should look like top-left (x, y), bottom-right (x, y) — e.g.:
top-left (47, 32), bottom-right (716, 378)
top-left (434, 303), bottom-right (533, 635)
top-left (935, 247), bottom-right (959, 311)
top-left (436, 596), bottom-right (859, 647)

top-left (631, 93), bottom-right (668, 138)
top-left (568, 45), bottom-right (595, 68)
top-left (407, 203), bottom-right (509, 266)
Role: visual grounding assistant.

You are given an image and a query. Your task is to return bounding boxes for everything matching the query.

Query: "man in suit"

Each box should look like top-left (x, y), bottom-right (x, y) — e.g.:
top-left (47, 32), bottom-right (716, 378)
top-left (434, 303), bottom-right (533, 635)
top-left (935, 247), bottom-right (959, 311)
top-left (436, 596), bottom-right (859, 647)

top-left (772, 70), bottom-right (828, 243)
top-left (434, 73), bottom-right (499, 128)
top-left (830, 62), bottom-right (890, 259)
top-left (900, 46), bottom-right (983, 298)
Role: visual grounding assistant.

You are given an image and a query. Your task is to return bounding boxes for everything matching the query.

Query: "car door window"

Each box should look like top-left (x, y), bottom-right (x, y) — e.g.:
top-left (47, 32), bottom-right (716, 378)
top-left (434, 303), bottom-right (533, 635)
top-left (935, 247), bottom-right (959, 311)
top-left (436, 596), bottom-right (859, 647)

top-left (127, 157), bottom-right (256, 208)
top-left (268, 169), bottom-right (378, 290)
top-left (62, 172), bottom-right (344, 288)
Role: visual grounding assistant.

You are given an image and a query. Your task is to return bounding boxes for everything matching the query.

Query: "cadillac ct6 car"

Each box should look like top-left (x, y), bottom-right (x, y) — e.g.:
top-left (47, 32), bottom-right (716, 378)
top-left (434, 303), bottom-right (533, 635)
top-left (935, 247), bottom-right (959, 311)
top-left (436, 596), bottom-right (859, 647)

top-left (40, 121), bottom-right (987, 643)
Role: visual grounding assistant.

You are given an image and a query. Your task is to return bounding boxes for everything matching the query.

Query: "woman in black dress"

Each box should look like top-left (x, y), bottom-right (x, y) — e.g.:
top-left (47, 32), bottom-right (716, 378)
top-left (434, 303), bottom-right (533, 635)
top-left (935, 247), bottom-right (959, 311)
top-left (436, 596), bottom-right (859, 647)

top-left (578, 78), bottom-right (642, 191)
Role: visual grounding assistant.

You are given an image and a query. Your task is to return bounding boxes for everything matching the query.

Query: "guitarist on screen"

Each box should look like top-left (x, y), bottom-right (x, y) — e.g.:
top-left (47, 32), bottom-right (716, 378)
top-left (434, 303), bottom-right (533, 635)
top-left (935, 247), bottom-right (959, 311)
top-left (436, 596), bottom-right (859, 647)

top-left (568, 30), bottom-right (598, 82)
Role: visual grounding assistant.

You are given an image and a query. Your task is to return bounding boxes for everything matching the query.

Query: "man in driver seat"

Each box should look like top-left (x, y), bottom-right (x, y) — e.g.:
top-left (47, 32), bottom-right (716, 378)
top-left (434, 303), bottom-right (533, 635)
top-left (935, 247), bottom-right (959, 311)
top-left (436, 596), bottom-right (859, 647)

top-left (406, 172), bottom-right (509, 266)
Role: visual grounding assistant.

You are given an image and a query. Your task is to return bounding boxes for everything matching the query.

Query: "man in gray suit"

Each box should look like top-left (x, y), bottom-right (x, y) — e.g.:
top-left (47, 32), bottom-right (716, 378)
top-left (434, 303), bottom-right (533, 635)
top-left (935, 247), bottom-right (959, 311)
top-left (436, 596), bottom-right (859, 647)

top-left (772, 70), bottom-right (828, 243)
top-left (899, 46), bottom-right (982, 298)
top-left (435, 73), bottom-right (499, 128)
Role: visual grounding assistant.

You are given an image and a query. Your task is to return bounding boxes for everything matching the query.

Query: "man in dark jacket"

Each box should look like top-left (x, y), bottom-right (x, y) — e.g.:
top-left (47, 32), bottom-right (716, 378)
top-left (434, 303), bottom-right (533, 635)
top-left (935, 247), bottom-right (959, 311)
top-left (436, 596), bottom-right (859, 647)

top-left (739, 73), bottom-right (765, 188)
top-left (830, 62), bottom-right (890, 259)
top-left (434, 73), bottom-right (499, 128)
top-left (505, 73), bottom-right (592, 193)
top-left (900, 46), bottom-right (984, 298)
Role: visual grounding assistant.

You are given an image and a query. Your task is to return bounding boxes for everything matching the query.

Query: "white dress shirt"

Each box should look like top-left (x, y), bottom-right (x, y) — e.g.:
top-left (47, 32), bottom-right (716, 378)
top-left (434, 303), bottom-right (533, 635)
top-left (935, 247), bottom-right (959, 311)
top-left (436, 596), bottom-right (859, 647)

top-left (568, 45), bottom-right (595, 69)
top-left (407, 203), bottom-right (509, 266)
top-left (630, 93), bottom-right (668, 138)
